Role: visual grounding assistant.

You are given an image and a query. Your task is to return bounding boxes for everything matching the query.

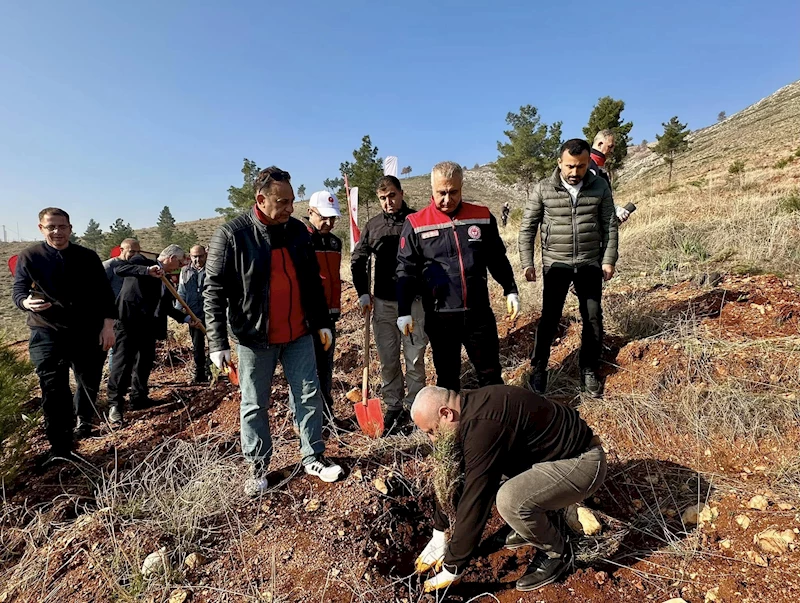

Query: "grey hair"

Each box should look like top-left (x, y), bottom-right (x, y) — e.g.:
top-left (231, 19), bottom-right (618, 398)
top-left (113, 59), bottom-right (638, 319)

top-left (593, 129), bottom-right (615, 145)
top-left (411, 385), bottom-right (452, 423)
top-left (158, 244), bottom-right (186, 261)
top-left (430, 161), bottom-right (463, 187)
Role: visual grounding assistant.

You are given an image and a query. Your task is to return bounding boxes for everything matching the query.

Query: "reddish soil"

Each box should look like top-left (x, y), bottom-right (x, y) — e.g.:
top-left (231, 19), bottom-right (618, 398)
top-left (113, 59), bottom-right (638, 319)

top-left (3, 276), bottom-right (800, 602)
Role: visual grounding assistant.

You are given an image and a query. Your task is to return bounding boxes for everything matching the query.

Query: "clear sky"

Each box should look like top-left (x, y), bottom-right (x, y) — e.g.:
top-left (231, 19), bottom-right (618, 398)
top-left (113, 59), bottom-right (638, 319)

top-left (1, 0), bottom-right (798, 240)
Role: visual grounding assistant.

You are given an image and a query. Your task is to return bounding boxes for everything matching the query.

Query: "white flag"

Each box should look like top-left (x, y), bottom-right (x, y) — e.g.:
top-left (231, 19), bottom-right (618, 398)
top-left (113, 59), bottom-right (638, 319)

top-left (383, 156), bottom-right (398, 177)
top-left (348, 186), bottom-right (359, 253)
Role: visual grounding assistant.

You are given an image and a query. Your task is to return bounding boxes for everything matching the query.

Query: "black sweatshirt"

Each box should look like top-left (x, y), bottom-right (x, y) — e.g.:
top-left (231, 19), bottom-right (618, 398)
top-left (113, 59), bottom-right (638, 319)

top-left (350, 204), bottom-right (415, 302)
top-left (12, 242), bottom-right (117, 334)
top-left (434, 385), bottom-right (593, 573)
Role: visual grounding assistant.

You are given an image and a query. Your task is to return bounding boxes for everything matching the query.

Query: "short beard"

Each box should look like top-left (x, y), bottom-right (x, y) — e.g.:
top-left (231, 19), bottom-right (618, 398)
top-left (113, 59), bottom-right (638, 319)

top-left (431, 427), bottom-right (464, 529)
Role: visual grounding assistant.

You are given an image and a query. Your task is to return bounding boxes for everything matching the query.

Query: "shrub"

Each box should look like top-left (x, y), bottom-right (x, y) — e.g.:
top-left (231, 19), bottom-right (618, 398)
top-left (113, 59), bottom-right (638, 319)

top-left (0, 337), bottom-right (38, 482)
top-left (773, 158), bottom-right (791, 169)
top-left (779, 190), bottom-right (800, 213)
top-left (727, 160), bottom-right (745, 175)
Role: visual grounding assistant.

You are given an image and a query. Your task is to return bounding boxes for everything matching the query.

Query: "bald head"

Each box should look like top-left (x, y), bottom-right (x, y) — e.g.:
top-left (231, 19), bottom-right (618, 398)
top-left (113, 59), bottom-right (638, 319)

top-left (190, 244), bottom-right (207, 269)
top-left (411, 386), bottom-right (461, 441)
top-left (119, 238), bottom-right (140, 260)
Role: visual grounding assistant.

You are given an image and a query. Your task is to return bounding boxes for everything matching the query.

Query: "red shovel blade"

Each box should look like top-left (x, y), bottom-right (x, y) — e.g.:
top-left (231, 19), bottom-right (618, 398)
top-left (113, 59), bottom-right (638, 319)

top-left (227, 362), bottom-right (239, 386)
top-left (354, 398), bottom-right (384, 439)
top-left (8, 254), bottom-right (18, 276)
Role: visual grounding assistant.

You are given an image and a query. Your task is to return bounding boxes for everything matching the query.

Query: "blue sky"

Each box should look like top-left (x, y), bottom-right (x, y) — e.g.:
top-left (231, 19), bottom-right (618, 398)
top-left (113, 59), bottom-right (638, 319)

top-left (1, 0), bottom-right (798, 240)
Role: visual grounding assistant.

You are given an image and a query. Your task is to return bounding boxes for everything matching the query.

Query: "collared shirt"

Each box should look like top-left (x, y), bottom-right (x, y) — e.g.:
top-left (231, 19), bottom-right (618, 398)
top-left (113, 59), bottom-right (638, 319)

top-left (560, 177), bottom-right (583, 206)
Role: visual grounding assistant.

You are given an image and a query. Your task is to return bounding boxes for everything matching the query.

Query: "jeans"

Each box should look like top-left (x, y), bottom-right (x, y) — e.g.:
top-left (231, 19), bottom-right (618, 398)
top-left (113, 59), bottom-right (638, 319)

top-left (496, 445), bottom-right (607, 556)
top-left (238, 334), bottom-right (325, 467)
top-left (28, 327), bottom-right (106, 452)
top-left (373, 297), bottom-right (427, 410)
top-left (288, 328), bottom-right (336, 420)
top-left (532, 264), bottom-right (604, 371)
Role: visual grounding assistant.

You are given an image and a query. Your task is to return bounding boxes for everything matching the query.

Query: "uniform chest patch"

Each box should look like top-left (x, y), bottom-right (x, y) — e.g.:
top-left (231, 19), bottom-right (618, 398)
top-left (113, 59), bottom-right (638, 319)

top-left (467, 225), bottom-right (482, 240)
top-left (421, 230), bottom-right (440, 239)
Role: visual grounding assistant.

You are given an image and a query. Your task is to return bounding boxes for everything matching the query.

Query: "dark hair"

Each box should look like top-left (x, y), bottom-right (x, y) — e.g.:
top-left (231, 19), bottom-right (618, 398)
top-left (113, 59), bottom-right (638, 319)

top-left (559, 138), bottom-right (591, 157)
top-left (38, 207), bottom-right (70, 223)
top-left (376, 175), bottom-right (402, 192)
top-left (254, 166), bottom-right (291, 196)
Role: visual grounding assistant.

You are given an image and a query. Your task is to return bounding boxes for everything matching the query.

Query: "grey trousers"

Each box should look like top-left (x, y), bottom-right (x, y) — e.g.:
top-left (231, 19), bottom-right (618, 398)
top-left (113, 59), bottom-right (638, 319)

top-left (372, 297), bottom-right (427, 410)
top-left (496, 445), bottom-right (607, 557)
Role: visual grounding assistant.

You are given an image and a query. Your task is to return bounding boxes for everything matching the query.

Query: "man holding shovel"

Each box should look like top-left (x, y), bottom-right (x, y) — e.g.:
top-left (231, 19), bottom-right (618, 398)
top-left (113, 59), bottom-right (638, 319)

top-left (204, 166), bottom-right (343, 496)
top-left (351, 175), bottom-right (427, 435)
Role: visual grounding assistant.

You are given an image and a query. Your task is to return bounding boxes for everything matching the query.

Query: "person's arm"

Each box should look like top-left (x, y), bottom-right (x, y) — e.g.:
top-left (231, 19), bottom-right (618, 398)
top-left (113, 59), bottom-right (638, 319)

top-left (518, 184), bottom-right (544, 270)
top-left (396, 218), bottom-right (422, 317)
top-left (92, 252), bottom-right (117, 321)
top-left (350, 221), bottom-right (373, 297)
top-left (442, 419), bottom-right (510, 574)
top-left (176, 269), bottom-right (188, 312)
top-left (600, 183), bottom-right (619, 267)
top-left (114, 255), bottom-right (154, 277)
top-left (12, 253), bottom-right (34, 311)
top-left (484, 214), bottom-right (518, 296)
top-left (204, 227), bottom-right (233, 353)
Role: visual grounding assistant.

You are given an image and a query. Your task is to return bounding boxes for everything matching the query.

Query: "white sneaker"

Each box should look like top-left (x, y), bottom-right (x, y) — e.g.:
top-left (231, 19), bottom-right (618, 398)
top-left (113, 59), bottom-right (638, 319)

top-left (303, 455), bottom-right (343, 483)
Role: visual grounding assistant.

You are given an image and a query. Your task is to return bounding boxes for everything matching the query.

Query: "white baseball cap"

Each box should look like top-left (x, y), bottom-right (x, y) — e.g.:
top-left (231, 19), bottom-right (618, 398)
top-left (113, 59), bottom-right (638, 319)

top-left (308, 191), bottom-right (341, 218)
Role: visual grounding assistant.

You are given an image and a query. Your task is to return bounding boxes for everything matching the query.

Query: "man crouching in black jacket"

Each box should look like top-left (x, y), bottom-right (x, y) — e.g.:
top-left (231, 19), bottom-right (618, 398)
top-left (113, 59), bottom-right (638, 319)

top-left (12, 207), bottom-right (116, 460)
top-left (410, 384), bottom-right (607, 593)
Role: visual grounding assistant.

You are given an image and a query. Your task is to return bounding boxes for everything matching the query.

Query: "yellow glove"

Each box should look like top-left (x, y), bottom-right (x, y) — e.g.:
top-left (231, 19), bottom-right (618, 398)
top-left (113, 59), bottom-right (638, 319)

top-left (414, 529), bottom-right (446, 573)
top-left (423, 567), bottom-right (462, 592)
top-left (506, 293), bottom-right (520, 321)
top-left (318, 329), bottom-right (333, 352)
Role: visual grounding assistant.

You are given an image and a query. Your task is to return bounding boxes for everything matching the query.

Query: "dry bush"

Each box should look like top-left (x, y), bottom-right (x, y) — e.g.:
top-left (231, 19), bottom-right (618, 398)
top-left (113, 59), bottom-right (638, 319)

top-left (0, 336), bottom-right (38, 483)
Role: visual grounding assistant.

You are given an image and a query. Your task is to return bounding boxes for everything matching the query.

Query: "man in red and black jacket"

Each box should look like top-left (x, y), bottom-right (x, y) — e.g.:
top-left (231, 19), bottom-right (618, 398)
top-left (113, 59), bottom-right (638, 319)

top-left (396, 161), bottom-right (520, 391)
top-left (204, 167), bottom-right (343, 496)
top-left (300, 190), bottom-right (343, 425)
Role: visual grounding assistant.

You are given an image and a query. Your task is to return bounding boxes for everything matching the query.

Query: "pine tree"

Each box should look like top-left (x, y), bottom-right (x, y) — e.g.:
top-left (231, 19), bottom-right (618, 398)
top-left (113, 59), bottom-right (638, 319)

top-left (401, 166), bottom-right (412, 176)
top-left (297, 184), bottom-right (306, 200)
top-left (653, 116), bottom-right (691, 184)
top-left (104, 219), bottom-right (136, 258)
top-left (157, 206), bottom-right (176, 247)
top-left (717, 111), bottom-right (727, 122)
top-left (216, 158), bottom-right (261, 220)
top-left (495, 105), bottom-right (563, 199)
top-left (173, 228), bottom-right (199, 252)
top-left (583, 97), bottom-right (634, 172)
top-left (81, 219), bottom-right (104, 253)
top-left (339, 135), bottom-right (383, 219)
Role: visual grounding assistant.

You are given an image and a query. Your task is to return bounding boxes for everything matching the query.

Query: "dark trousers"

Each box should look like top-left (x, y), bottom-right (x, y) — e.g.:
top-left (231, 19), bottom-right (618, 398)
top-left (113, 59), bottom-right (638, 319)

top-left (314, 326), bottom-right (336, 416)
top-left (424, 307), bottom-right (502, 392)
top-left (107, 320), bottom-right (157, 408)
top-left (532, 265), bottom-right (604, 371)
top-left (189, 324), bottom-right (207, 381)
top-left (28, 327), bottom-right (105, 453)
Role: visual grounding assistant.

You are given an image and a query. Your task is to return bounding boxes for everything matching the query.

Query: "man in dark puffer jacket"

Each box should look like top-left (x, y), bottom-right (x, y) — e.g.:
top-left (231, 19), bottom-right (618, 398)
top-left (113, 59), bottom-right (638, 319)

top-left (519, 139), bottom-right (618, 397)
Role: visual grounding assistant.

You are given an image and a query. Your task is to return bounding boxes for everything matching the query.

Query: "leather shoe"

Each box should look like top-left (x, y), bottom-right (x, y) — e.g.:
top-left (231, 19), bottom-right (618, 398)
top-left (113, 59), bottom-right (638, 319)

top-left (516, 548), bottom-right (572, 592)
top-left (581, 369), bottom-right (603, 398)
top-left (505, 530), bottom-right (534, 549)
top-left (528, 365), bottom-right (548, 394)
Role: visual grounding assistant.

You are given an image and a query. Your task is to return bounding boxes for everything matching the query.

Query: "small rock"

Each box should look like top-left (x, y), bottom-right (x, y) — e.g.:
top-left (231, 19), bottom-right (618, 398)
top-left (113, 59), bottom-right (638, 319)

top-left (748, 495), bottom-right (768, 511)
top-left (184, 552), bottom-right (208, 569)
top-left (777, 503), bottom-right (794, 511)
top-left (719, 539), bottom-right (732, 550)
top-left (169, 590), bottom-right (189, 603)
top-left (644, 474), bottom-right (659, 485)
top-left (594, 571), bottom-right (608, 585)
top-left (736, 514), bottom-right (751, 530)
top-left (662, 599), bottom-right (689, 603)
top-left (142, 547), bottom-right (170, 576)
top-left (704, 586), bottom-right (720, 602)
top-left (566, 505), bottom-right (603, 535)
top-left (704, 448), bottom-right (712, 457)
top-left (337, 529), bottom-right (345, 537)
top-left (352, 468), bottom-right (363, 481)
top-left (754, 528), bottom-right (795, 555)
top-left (305, 499), bottom-right (321, 512)
top-left (652, 359), bottom-right (660, 367)
top-left (373, 478), bottom-right (388, 495)
top-left (745, 550), bottom-right (768, 567)
top-left (682, 504), bottom-right (718, 526)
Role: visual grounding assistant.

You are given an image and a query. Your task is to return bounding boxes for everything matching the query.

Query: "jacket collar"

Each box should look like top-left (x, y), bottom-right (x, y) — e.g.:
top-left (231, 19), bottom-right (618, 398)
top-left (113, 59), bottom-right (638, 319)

top-left (590, 149), bottom-right (606, 167)
top-left (549, 168), bottom-right (597, 191)
top-left (383, 202), bottom-right (410, 222)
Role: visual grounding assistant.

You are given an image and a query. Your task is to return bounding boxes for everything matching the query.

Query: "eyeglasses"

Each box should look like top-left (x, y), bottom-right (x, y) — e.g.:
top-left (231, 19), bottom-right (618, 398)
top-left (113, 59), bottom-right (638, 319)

top-left (41, 224), bottom-right (71, 232)
top-left (310, 210), bottom-right (336, 222)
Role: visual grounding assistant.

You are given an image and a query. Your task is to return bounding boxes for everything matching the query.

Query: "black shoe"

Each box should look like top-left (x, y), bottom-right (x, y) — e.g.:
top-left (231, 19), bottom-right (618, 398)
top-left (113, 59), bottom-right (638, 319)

top-left (581, 369), bottom-right (603, 398)
top-left (108, 405), bottom-right (123, 425)
top-left (383, 407), bottom-right (409, 436)
top-left (505, 531), bottom-right (534, 550)
top-left (528, 366), bottom-right (548, 395)
top-left (73, 419), bottom-right (95, 439)
top-left (516, 548), bottom-right (572, 592)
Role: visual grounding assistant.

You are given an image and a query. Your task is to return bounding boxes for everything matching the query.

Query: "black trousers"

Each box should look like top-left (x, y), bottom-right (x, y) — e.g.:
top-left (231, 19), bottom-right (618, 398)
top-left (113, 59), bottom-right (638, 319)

top-left (313, 326), bottom-right (336, 416)
top-left (107, 319), bottom-right (157, 408)
top-left (189, 324), bottom-right (207, 380)
top-left (28, 327), bottom-right (105, 453)
top-left (532, 265), bottom-right (604, 371)
top-left (424, 307), bottom-right (502, 392)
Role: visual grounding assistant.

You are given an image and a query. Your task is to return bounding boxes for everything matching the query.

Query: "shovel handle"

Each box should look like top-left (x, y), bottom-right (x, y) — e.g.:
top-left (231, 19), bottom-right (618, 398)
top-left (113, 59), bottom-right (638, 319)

top-left (361, 366), bottom-right (369, 407)
top-left (160, 274), bottom-right (206, 335)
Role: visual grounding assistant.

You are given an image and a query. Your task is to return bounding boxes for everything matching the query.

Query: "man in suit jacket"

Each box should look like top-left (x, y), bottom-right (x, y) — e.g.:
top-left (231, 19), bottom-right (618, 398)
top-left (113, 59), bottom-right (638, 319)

top-left (106, 244), bottom-right (199, 423)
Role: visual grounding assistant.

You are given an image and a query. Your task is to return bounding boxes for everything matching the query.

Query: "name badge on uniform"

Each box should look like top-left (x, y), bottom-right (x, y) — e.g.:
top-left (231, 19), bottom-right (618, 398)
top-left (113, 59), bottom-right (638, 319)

top-left (421, 230), bottom-right (440, 239)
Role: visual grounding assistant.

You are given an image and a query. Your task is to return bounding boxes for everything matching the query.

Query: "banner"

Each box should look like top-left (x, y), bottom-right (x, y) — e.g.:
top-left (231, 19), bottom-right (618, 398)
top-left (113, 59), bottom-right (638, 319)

top-left (383, 156), bottom-right (398, 177)
top-left (345, 173), bottom-right (361, 252)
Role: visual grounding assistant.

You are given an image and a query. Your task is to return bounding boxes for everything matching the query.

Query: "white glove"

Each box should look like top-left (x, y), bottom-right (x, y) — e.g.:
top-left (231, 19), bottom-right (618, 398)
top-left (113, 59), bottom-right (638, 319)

top-left (415, 529), bottom-right (447, 573)
top-left (210, 350), bottom-right (231, 369)
top-left (397, 315), bottom-right (413, 336)
top-left (424, 567), bottom-right (462, 593)
top-left (506, 293), bottom-right (520, 321)
top-left (358, 294), bottom-right (372, 315)
top-left (615, 205), bottom-right (630, 223)
top-left (318, 328), bottom-right (332, 351)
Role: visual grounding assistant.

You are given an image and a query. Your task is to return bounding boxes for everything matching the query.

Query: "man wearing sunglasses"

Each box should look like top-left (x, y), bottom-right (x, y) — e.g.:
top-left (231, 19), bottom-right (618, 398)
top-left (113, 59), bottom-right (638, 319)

top-left (12, 208), bottom-right (117, 460)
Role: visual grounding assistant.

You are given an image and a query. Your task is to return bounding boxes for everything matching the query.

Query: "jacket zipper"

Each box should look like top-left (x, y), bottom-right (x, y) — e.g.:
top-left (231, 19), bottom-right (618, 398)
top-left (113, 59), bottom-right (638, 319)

top-left (281, 249), bottom-right (294, 342)
top-left (451, 219), bottom-right (468, 310)
top-left (571, 190), bottom-right (579, 274)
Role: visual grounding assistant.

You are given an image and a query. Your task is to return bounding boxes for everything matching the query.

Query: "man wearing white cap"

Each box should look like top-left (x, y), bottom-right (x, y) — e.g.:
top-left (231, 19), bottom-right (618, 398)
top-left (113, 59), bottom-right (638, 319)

top-left (299, 191), bottom-right (343, 428)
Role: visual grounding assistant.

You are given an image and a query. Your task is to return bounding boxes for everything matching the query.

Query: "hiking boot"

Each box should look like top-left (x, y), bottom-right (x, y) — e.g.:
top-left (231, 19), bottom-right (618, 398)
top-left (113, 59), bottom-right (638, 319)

top-left (244, 463), bottom-right (270, 497)
top-left (303, 455), bottom-right (343, 483)
top-left (383, 407), bottom-right (409, 436)
top-left (516, 548), bottom-right (572, 592)
top-left (528, 365), bottom-right (548, 395)
top-left (108, 405), bottom-right (123, 425)
top-left (581, 369), bottom-right (603, 398)
top-left (505, 531), bottom-right (534, 550)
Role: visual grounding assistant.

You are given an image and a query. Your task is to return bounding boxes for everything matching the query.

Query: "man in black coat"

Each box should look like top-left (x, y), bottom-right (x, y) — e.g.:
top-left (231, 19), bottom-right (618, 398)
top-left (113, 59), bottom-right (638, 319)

top-left (106, 244), bottom-right (199, 422)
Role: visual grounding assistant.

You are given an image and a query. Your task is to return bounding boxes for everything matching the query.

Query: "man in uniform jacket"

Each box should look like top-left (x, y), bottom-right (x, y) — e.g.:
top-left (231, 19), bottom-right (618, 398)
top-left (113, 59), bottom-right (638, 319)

top-left (519, 139), bottom-right (619, 397)
top-left (177, 244), bottom-right (209, 383)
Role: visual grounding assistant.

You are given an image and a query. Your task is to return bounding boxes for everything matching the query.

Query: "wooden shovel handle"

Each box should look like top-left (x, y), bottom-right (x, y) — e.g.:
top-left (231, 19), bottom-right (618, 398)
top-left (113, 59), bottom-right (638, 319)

top-left (160, 274), bottom-right (206, 335)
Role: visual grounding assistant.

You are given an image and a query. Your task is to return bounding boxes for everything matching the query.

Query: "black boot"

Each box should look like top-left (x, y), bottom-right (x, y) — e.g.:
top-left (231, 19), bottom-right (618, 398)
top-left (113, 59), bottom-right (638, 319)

top-left (383, 407), bottom-right (409, 436)
top-left (516, 547), bottom-right (572, 592)
top-left (505, 530), bottom-right (534, 550)
top-left (528, 365), bottom-right (548, 395)
top-left (581, 369), bottom-right (603, 398)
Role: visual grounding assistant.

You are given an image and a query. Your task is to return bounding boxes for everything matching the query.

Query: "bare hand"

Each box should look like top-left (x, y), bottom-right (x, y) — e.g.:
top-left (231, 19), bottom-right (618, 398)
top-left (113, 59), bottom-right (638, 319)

top-left (602, 264), bottom-right (615, 281)
top-left (524, 266), bottom-right (536, 282)
top-left (22, 295), bottom-right (52, 312)
top-left (99, 321), bottom-right (115, 351)
top-left (189, 318), bottom-right (203, 329)
top-left (148, 265), bottom-right (164, 278)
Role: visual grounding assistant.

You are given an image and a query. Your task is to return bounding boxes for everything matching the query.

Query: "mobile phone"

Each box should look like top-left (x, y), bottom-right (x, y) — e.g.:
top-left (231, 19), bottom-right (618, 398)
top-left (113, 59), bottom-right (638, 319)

top-left (623, 202), bottom-right (637, 213)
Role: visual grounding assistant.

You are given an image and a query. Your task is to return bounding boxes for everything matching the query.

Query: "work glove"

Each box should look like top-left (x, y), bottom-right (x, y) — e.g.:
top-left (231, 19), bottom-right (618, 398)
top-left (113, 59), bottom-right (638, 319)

top-left (615, 205), bottom-right (630, 223)
top-left (524, 266), bottom-right (536, 282)
top-left (210, 350), bottom-right (231, 369)
top-left (506, 293), bottom-right (520, 321)
top-left (318, 328), bottom-right (333, 351)
top-left (414, 529), bottom-right (447, 573)
top-left (396, 315), bottom-right (413, 336)
top-left (358, 294), bottom-right (372, 315)
top-left (423, 567), bottom-right (462, 593)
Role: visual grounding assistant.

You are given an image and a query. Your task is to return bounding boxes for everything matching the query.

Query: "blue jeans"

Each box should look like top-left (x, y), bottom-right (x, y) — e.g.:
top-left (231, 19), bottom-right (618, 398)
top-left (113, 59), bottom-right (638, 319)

top-left (238, 334), bottom-right (325, 467)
